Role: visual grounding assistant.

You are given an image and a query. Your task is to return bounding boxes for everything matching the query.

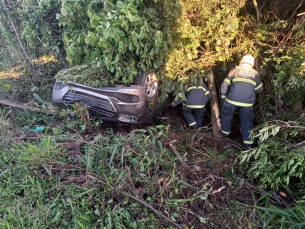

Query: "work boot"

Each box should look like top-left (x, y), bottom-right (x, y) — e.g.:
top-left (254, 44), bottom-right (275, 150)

top-left (246, 146), bottom-right (254, 150)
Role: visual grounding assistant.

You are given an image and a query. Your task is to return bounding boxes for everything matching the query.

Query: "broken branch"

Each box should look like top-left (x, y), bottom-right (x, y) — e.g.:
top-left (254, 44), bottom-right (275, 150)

top-left (169, 140), bottom-right (187, 167)
top-left (0, 99), bottom-right (56, 115)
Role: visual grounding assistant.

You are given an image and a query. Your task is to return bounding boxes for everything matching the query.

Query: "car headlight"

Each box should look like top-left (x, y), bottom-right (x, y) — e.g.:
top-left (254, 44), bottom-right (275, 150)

top-left (53, 82), bottom-right (66, 90)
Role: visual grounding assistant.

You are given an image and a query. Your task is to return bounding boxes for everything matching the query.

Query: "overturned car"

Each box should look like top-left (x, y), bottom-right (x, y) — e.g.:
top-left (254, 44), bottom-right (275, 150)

top-left (52, 73), bottom-right (169, 124)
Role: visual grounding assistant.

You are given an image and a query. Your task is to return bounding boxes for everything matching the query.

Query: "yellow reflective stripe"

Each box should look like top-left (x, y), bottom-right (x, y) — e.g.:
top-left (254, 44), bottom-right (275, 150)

top-left (255, 83), bottom-right (263, 90)
top-left (205, 91), bottom-right (210, 95)
top-left (189, 122), bottom-right (196, 126)
top-left (224, 78), bottom-right (231, 85)
top-left (187, 86), bottom-right (206, 92)
top-left (225, 99), bottom-right (253, 107)
top-left (183, 103), bottom-right (205, 108)
top-left (221, 129), bottom-right (230, 135)
top-left (232, 78), bottom-right (256, 86)
top-left (243, 140), bottom-right (253, 144)
top-left (221, 95), bottom-right (226, 99)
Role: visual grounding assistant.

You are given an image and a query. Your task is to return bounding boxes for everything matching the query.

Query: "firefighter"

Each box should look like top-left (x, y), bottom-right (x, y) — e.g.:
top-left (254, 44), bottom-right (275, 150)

top-left (171, 82), bottom-right (211, 129)
top-left (220, 55), bottom-right (263, 148)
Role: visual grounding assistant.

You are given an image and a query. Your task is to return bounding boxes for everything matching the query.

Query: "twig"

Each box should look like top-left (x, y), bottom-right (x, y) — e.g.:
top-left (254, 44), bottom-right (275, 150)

top-left (286, 140), bottom-right (305, 150)
top-left (88, 174), bottom-right (182, 229)
top-left (211, 186), bottom-right (226, 195)
top-left (169, 140), bottom-right (188, 167)
top-left (0, 99), bottom-right (56, 115)
top-left (125, 166), bottom-right (136, 190)
top-left (289, 0), bottom-right (305, 21)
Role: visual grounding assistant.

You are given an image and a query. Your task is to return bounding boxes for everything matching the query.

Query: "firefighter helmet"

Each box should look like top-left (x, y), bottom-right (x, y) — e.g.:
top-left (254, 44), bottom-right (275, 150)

top-left (240, 55), bottom-right (254, 67)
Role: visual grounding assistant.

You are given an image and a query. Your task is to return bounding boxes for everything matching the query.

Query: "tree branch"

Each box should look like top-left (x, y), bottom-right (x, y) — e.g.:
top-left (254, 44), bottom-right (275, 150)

top-left (287, 140), bottom-right (305, 151)
top-left (10, 20), bottom-right (29, 58)
top-left (289, 0), bottom-right (305, 21)
top-left (252, 0), bottom-right (260, 24)
top-left (0, 99), bottom-right (56, 115)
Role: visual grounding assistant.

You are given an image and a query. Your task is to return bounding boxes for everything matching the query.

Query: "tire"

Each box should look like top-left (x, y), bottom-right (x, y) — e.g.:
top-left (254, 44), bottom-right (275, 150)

top-left (134, 73), bottom-right (159, 102)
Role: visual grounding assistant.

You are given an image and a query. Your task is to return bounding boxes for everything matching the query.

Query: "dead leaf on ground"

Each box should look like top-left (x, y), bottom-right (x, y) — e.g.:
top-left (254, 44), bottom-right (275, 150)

top-left (157, 177), bottom-right (164, 185)
top-left (211, 186), bottom-right (226, 195)
top-left (193, 165), bottom-right (201, 171)
top-left (280, 192), bottom-right (287, 197)
top-left (226, 180), bottom-right (233, 187)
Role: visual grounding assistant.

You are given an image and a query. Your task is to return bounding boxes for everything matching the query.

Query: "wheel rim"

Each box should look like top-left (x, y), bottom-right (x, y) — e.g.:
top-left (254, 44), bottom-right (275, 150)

top-left (145, 74), bottom-right (158, 98)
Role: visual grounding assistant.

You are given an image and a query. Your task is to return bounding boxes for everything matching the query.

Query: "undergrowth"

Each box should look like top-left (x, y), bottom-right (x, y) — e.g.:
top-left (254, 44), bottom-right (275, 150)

top-left (2, 107), bottom-right (305, 228)
top-left (0, 108), bottom-right (213, 228)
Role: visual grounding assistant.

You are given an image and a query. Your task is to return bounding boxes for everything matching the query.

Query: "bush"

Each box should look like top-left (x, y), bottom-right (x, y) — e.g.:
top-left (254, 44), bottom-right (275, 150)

top-left (240, 116), bottom-right (305, 191)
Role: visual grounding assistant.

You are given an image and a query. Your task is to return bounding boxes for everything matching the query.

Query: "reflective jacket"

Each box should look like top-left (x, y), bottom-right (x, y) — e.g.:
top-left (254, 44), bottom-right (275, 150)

top-left (221, 64), bottom-right (263, 107)
top-left (172, 83), bottom-right (211, 108)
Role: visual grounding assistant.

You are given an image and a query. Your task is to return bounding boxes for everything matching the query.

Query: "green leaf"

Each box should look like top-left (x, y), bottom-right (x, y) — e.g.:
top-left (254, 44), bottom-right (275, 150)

top-left (109, 144), bottom-right (119, 165)
top-left (61, 8), bottom-right (67, 17)
top-left (114, 54), bottom-right (120, 62)
top-left (67, 47), bottom-right (75, 57)
top-left (129, 74), bottom-right (134, 82)
top-left (116, 1), bottom-right (125, 9)
top-left (85, 35), bottom-right (90, 44)
top-left (77, 221), bottom-right (86, 229)
top-left (128, 12), bottom-right (134, 22)
top-left (103, 29), bottom-right (110, 39)
top-left (198, 217), bottom-right (207, 223)
top-left (120, 9), bottom-right (128, 15)
top-left (110, 65), bottom-right (114, 72)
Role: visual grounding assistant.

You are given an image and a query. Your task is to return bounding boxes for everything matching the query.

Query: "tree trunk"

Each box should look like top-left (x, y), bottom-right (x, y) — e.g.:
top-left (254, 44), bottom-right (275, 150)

top-left (208, 70), bottom-right (225, 139)
top-left (252, 0), bottom-right (265, 119)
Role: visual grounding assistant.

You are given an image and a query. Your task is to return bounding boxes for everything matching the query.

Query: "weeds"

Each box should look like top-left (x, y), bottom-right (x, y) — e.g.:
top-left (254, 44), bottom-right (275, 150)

top-left (0, 114), bottom-right (212, 228)
top-left (3, 107), bottom-right (305, 228)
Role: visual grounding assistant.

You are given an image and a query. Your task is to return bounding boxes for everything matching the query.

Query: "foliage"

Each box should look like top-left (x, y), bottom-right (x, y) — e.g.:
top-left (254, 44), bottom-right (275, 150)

top-left (18, 0), bottom-right (63, 56)
top-left (256, 204), bottom-right (305, 229)
top-left (240, 115), bottom-right (305, 190)
top-left (58, 0), bottom-right (179, 85)
top-left (266, 42), bottom-right (305, 104)
top-left (0, 0), bottom-right (63, 68)
top-left (164, 0), bottom-right (252, 98)
top-left (0, 110), bottom-right (213, 227)
top-left (0, 55), bottom-right (60, 102)
top-left (55, 63), bottom-right (121, 87)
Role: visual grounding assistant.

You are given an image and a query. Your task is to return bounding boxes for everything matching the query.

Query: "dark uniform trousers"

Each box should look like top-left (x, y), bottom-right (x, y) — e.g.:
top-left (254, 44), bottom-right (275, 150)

top-left (220, 100), bottom-right (254, 146)
top-left (182, 106), bottom-right (206, 129)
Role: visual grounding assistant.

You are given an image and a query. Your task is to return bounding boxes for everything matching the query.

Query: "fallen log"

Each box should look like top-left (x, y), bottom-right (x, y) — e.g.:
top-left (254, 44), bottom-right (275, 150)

top-left (0, 99), bottom-right (56, 115)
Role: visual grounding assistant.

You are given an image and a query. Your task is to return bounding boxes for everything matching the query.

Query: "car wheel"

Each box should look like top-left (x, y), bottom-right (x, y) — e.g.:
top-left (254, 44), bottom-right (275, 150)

top-left (135, 73), bottom-right (159, 102)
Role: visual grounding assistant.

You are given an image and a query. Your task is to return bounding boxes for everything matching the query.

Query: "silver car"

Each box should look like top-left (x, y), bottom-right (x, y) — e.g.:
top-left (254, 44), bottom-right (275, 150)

top-left (52, 73), bottom-right (169, 124)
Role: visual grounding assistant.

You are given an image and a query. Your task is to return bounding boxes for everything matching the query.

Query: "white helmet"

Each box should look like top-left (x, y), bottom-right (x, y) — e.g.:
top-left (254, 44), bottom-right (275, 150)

top-left (240, 55), bottom-right (254, 67)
